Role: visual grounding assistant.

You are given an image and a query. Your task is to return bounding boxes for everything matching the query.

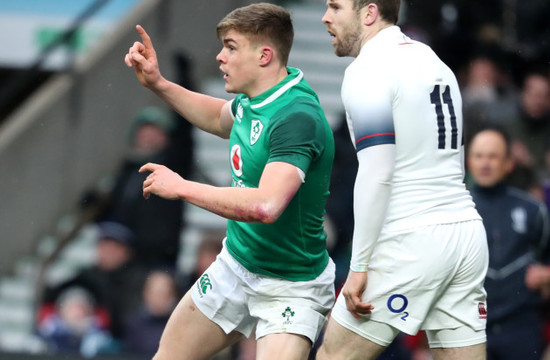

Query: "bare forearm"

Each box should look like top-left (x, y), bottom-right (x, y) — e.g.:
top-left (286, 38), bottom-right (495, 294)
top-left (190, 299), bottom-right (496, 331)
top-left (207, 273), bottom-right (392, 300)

top-left (178, 181), bottom-right (282, 223)
top-left (151, 78), bottom-right (229, 138)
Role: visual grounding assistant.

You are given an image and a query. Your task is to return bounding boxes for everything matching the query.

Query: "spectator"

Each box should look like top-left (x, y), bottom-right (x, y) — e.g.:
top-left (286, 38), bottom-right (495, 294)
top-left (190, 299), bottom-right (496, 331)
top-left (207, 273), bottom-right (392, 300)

top-left (180, 230), bottom-right (224, 291)
top-left (467, 127), bottom-right (550, 360)
top-left (42, 221), bottom-right (148, 341)
top-left (37, 286), bottom-right (117, 357)
top-left (102, 106), bottom-right (185, 268)
top-left (122, 270), bottom-right (178, 357)
top-left (507, 71), bottom-right (550, 178)
top-left (462, 53), bottom-right (519, 140)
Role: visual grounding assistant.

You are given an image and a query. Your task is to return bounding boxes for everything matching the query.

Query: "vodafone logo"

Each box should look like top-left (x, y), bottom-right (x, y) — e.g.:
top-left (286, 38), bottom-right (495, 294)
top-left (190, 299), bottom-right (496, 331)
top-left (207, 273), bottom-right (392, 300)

top-left (230, 144), bottom-right (243, 177)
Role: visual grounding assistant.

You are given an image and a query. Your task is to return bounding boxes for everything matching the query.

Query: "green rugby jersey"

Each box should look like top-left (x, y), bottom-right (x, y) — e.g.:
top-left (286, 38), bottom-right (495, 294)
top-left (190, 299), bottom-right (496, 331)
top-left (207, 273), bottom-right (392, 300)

top-left (225, 67), bottom-right (334, 281)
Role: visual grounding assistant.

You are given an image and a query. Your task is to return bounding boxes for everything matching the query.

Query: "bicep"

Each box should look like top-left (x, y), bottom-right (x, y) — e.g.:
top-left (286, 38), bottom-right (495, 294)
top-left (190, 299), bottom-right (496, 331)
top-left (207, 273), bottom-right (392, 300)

top-left (356, 144), bottom-right (396, 185)
top-left (344, 74), bottom-right (394, 151)
top-left (218, 100), bottom-right (235, 139)
top-left (258, 161), bottom-right (303, 214)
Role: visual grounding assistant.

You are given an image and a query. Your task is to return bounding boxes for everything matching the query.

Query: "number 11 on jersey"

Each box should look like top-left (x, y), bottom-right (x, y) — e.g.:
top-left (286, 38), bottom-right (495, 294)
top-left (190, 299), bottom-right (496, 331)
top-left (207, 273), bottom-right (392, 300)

top-left (430, 84), bottom-right (458, 150)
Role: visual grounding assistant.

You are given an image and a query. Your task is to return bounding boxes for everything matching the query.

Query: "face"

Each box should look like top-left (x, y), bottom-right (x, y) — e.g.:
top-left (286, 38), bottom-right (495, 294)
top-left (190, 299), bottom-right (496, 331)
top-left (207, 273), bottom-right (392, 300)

top-left (322, 0), bottom-right (364, 57)
top-left (467, 130), bottom-right (513, 187)
top-left (135, 123), bottom-right (169, 154)
top-left (467, 58), bottom-right (498, 88)
top-left (521, 75), bottom-right (550, 119)
top-left (97, 239), bottom-right (131, 271)
top-left (216, 29), bottom-right (261, 95)
top-left (143, 272), bottom-right (177, 316)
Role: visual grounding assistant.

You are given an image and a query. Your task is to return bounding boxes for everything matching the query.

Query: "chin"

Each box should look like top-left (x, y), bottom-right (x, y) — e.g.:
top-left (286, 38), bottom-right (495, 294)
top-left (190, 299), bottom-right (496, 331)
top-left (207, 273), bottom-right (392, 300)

top-left (224, 84), bottom-right (235, 93)
top-left (334, 45), bottom-right (351, 57)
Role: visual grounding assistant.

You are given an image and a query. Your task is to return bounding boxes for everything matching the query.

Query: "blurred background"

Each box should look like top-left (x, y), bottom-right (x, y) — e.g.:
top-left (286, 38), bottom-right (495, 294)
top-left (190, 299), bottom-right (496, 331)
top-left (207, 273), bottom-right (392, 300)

top-left (0, 0), bottom-right (548, 359)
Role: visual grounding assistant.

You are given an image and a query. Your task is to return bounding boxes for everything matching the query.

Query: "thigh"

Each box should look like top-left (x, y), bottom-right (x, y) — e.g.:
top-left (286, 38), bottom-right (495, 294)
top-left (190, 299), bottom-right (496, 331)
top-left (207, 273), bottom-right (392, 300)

top-left (316, 317), bottom-right (387, 360)
top-left (250, 258), bottom-right (335, 344)
top-left (431, 343), bottom-right (486, 360)
top-left (329, 292), bottom-right (401, 347)
top-left (426, 326), bottom-right (486, 349)
top-left (256, 333), bottom-right (311, 360)
top-left (192, 245), bottom-right (257, 337)
top-left (352, 225), bottom-right (464, 335)
top-left (423, 220), bottom-right (488, 332)
top-left (154, 290), bottom-right (243, 360)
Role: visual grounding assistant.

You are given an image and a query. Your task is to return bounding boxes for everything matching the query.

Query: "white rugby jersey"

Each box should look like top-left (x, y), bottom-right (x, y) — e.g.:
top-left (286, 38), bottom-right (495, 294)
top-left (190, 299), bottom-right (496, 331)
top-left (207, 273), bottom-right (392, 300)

top-left (343, 26), bottom-right (481, 270)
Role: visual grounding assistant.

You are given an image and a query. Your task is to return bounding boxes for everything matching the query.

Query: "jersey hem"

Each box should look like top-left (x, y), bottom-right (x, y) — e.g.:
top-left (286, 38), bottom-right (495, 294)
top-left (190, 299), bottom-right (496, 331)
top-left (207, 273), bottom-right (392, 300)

top-left (225, 240), bottom-right (329, 282)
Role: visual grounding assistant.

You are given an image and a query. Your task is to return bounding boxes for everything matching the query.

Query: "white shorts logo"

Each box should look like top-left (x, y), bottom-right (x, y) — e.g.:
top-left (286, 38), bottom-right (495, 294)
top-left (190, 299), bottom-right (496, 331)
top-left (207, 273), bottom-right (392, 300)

top-left (282, 306), bottom-right (295, 325)
top-left (250, 119), bottom-right (263, 145)
top-left (230, 144), bottom-right (243, 177)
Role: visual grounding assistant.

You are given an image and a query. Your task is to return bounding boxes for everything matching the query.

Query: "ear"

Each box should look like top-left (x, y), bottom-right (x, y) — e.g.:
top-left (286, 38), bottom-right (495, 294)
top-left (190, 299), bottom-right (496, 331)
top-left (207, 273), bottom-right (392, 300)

top-left (364, 3), bottom-right (379, 26)
top-left (259, 46), bottom-right (274, 67)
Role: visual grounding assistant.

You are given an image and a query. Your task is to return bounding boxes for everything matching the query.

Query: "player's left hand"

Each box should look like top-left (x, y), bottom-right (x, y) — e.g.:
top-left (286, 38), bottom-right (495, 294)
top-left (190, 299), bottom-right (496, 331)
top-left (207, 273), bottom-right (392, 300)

top-left (342, 270), bottom-right (374, 320)
top-left (139, 162), bottom-right (184, 200)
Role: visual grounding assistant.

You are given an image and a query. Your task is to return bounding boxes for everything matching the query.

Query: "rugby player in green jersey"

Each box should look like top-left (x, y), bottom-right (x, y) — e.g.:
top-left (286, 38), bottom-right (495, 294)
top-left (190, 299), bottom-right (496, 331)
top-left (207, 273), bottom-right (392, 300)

top-left (125, 3), bottom-right (335, 359)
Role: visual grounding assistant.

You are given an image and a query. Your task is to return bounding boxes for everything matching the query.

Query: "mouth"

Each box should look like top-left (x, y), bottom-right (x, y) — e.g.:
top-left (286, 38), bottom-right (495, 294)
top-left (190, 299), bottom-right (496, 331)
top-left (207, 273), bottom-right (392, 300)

top-left (327, 30), bottom-right (337, 44)
top-left (219, 66), bottom-right (229, 81)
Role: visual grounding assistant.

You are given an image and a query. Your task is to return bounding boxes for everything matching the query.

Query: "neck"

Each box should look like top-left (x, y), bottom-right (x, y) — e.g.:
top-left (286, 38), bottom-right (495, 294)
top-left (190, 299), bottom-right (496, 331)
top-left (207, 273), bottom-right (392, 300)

top-left (360, 22), bottom-right (393, 50)
top-left (474, 181), bottom-right (506, 193)
top-left (246, 65), bottom-right (288, 98)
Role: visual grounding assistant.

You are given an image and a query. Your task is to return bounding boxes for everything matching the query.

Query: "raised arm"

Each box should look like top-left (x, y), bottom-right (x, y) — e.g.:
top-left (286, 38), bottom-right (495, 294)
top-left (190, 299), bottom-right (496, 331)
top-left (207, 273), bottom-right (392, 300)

top-left (124, 25), bottom-right (233, 138)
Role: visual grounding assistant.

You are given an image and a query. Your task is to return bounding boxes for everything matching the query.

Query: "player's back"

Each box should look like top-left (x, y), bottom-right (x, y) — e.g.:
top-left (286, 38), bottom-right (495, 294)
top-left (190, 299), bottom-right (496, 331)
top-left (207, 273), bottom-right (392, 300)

top-left (343, 26), bottom-right (480, 231)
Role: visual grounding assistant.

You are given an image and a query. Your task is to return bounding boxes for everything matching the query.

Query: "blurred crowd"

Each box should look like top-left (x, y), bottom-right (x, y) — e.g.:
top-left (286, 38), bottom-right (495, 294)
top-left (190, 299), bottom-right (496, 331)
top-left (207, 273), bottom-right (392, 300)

top-left (29, 0), bottom-right (550, 359)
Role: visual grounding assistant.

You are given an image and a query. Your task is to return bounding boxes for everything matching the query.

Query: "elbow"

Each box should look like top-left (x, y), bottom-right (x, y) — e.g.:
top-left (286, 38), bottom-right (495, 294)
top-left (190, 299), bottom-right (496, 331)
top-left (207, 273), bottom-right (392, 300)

top-left (254, 201), bottom-right (283, 224)
top-left (379, 166), bottom-right (394, 184)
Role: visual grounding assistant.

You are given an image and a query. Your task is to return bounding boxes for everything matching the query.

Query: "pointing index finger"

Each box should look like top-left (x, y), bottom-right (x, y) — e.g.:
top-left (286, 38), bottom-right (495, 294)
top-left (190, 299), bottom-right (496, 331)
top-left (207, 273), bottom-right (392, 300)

top-left (136, 25), bottom-right (153, 49)
top-left (139, 162), bottom-right (161, 173)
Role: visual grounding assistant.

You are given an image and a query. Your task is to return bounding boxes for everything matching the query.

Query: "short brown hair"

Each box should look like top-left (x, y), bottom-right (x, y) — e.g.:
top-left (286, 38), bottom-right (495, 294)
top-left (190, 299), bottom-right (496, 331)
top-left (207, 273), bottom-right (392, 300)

top-left (352, 0), bottom-right (400, 24)
top-left (216, 3), bottom-right (294, 65)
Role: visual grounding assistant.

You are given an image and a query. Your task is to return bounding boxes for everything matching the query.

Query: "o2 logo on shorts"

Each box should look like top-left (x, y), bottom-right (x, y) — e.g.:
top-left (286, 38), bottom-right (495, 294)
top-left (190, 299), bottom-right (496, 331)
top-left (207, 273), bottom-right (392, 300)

top-left (387, 294), bottom-right (409, 321)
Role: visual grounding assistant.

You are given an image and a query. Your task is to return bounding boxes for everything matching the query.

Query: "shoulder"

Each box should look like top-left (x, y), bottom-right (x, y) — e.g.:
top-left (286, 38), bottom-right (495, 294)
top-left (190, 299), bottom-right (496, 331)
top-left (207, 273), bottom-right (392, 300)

top-left (271, 96), bottom-right (324, 125)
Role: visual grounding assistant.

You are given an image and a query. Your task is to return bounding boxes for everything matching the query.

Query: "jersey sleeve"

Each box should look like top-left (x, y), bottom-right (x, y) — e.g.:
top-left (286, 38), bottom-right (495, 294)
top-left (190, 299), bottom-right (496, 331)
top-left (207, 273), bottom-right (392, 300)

top-left (230, 96), bottom-right (242, 118)
top-left (267, 110), bottom-right (324, 174)
top-left (350, 144), bottom-right (395, 271)
top-left (344, 66), bottom-right (395, 152)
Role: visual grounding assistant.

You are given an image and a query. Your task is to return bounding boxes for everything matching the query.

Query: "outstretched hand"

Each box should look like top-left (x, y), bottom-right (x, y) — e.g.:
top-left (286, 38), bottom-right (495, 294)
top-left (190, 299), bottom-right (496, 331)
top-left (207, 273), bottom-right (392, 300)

top-left (139, 163), bottom-right (185, 200)
top-left (124, 25), bottom-right (162, 88)
top-left (342, 270), bottom-right (374, 320)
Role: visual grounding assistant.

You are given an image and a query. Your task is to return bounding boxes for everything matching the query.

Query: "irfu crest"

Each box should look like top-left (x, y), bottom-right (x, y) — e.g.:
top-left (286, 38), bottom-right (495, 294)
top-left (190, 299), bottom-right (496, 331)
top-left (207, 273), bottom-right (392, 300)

top-left (250, 119), bottom-right (263, 145)
top-left (281, 306), bottom-right (295, 325)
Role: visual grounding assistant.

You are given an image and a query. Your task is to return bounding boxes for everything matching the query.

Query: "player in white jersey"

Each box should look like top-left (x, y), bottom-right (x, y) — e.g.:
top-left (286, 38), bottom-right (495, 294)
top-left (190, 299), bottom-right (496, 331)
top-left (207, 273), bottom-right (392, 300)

top-left (317, 1), bottom-right (489, 359)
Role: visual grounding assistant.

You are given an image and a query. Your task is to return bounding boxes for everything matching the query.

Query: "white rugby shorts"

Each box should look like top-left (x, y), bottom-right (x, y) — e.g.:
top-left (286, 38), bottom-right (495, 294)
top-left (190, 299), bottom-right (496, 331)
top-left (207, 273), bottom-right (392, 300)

top-left (332, 220), bottom-right (488, 347)
top-left (191, 242), bottom-right (335, 343)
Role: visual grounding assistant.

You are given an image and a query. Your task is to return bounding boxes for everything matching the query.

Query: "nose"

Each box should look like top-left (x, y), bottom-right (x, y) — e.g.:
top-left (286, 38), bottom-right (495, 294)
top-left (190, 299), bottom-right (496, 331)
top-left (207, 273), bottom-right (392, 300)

top-left (322, 9), bottom-right (331, 24)
top-left (216, 48), bottom-right (225, 63)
